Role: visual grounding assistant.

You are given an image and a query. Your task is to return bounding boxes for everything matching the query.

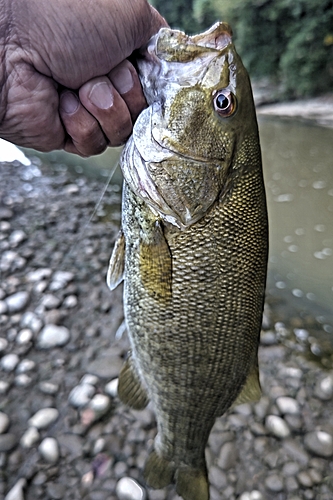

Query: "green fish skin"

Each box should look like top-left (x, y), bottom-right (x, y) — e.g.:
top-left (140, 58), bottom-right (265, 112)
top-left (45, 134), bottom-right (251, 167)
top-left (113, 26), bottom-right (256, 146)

top-left (108, 22), bottom-right (268, 500)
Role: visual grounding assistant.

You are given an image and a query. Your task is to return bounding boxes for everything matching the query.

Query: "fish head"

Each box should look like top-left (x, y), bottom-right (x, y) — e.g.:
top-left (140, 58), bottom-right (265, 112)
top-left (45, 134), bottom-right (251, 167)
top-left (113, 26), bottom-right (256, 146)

top-left (121, 22), bottom-right (259, 228)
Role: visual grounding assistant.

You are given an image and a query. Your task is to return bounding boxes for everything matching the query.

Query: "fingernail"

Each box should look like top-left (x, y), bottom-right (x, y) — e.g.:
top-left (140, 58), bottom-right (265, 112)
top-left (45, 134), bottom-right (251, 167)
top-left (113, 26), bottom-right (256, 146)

top-left (60, 92), bottom-right (79, 114)
top-left (111, 67), bottom-right (133, 94)
top-left (89, 82), bottom-right (114, 109)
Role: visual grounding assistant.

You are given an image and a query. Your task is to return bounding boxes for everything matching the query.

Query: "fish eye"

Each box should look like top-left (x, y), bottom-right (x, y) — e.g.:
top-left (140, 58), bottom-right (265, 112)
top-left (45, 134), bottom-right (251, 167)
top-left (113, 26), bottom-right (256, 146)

top-left (213, 90), bottom-right (236, 117)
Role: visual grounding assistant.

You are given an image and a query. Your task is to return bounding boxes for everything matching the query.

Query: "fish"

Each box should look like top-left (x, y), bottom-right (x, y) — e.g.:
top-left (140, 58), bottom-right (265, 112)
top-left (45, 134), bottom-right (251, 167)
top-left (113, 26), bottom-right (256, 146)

top-left (107, 21), bottom-right (268, 500)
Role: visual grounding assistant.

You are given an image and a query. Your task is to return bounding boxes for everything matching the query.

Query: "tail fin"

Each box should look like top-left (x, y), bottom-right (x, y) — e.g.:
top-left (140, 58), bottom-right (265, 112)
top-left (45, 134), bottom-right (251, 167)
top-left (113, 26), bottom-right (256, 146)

top-left (144, 450), bottom-right (209, 500)
top-left (176, 465), bottom-right (209, 500)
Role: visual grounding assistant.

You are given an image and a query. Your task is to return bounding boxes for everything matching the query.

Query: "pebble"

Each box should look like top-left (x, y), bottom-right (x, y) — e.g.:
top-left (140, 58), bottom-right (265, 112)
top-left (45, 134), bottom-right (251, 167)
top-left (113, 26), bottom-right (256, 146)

top-left (314, 375), bottom-right (333, 400)
top-left (265, 473), bottom-right (284, 492)
top-left (276, 396), bottom-right (300, 415)
top-left (0, 380), bottom-right (10, 394)
top-left (1, 353), bottom-right (20, 372)
top-left (80, 374), bottom-right (99, 386)
top-left (41, 294), bottom-right (61, 309)
top-left (217, 441), bottom-right (238, 470)
top-left (15, 328), bottom-right (33, 345)
top-left (62, 295), bottom-right (78, 308)
top-left (0, 433), bottom-right (18, 452)
top-left (20, 426), bottom-right (40, 448)
top-left (16, 359), bottom-right (36, 373)
top-left (4, 478), bottom-right (26, 500)
top-left (0, 337), bottom-right (8, 352)
top-left (87, 355), bottom-right (123, 379)
top-left (9, 229), bottom-right (27, 246)
top-left (37, 324), bottom-right (70, 348)
top-left (239, 492), bottom-right (263, 500)
top-left (304, 431), bottom-right (333, 458)
top-left (20, 311), bottom-right (43, 333)
top-left (38, 437), bottom-right (60, 463)
top-left (5, 291), bottom-right (30, 313)
top-left (49, 270), bottom-right (74, 291)
top-left (68, 384), bottom-right (95, 408)
top-left (15, 374), bottom-right (32, 386)
top-left (0, 300), bottom-right (8, 314)
top-left (265, 415), bottom-right (290, 438)
top-left (38, 381), bottom-right (59, 395)
top-left (89, 394), bottom-right (111, 416)
top-left (28, 408), bottom-right (59, 429)
top-left (0, 412), bottom-right (10, 434)
top-left (116, 477), bottom-right (146, 500)
top-left (26, 268), bottom-right (52, 282)
top-left (105, 378), bottom-right (119, 398)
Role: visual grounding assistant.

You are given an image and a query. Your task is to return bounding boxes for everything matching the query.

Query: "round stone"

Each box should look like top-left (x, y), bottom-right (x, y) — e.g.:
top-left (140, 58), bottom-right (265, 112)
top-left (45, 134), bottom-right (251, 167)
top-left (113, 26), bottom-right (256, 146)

top-left (89, 394), bottom-right (111, 414)
top-left (28, 408), bottom-right (59, 429)
top-left (20, 311), bottom-right (43, 333)
top-left (4, 478), bottom-right (26, 500)
top-left (0, 337), bottom-right (8, 352)
top-left (1, 353), bottom-right (20, 372)
top-left (15, 374), bottom-right (32, 387)
top-left (116, 477), bottom-right (146, 500)
top-left (217, 441), bottom-right (238, 470)
top-left (68, 384), bottom-right (95, 408)
top-left (276, 397), bottom-right (300, 415)
top-left (39, 437), bottom-right (60, 463)
top-left (16, 328), bottom-right (33, 345)
top-left (41, 294), bottom-right (61, 309)
top-left (304, 431), bottom-right (333, 458)
top-left (265, 415), bottom-right (290, 438)
top-left (0, 433), bottom-right (18, 452)
top-left (62, 295), bottom-right (78, 308)
top-left (37, 324), bottom-right (70, 348)
top-left (9, 230), bottom-right (27, 246)
top-left (16, 358), bottom-right (36, 373)
top-left (265, 474), bottom-right (284, 492)
top-left (0, 412), bottom-right (10, 434)
top-left (20, 426), bottom-right (40, 448)
top-left (5, 291), bottom-right (29, 313)
top-left (105, 378), bottom-right (119, 398)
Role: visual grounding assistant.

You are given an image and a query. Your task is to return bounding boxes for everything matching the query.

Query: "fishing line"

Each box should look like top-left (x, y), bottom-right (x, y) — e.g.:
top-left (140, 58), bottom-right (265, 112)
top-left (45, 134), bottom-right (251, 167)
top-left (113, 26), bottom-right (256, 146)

top-left (64, 160), bottom-right (121, 263)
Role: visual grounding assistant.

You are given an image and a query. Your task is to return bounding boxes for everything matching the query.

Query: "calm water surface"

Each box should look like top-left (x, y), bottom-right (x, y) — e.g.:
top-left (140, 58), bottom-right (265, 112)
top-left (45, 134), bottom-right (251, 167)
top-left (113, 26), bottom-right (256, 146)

top-left (259, 117), bottom-right (333, 332)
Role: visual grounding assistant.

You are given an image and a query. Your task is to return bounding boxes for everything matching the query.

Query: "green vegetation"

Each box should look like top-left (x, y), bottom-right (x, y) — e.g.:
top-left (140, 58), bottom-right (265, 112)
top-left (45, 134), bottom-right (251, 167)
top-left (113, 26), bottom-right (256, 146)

top-left (150, 0), bottom-right (333, 98)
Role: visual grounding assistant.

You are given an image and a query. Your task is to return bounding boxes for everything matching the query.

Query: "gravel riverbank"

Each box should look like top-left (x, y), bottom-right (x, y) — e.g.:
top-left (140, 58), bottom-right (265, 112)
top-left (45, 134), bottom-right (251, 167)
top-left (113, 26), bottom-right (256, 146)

top-left (1, 158), bottom-right (333, 500)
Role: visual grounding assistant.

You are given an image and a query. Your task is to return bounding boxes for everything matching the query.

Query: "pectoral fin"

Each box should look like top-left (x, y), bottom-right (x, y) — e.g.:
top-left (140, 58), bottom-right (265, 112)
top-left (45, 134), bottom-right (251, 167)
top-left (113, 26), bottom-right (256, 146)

top-left (107, 230), bottom-right (125, 290)
top-left (233, 363), bottom-right (261, 407)
top-left (139, 220), bottom-right (172, 303)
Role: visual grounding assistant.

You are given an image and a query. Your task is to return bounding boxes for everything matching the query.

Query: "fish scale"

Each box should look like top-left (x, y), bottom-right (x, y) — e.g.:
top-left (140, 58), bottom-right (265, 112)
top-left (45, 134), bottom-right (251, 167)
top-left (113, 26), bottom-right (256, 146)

top-left (108, 22), bottom-right (268, 500)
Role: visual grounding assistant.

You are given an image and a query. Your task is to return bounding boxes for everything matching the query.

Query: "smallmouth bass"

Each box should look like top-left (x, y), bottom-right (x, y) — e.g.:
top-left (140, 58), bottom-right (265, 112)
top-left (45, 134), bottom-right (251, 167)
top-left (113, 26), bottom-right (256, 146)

top-left (108, 22), bottom-right (268, 500)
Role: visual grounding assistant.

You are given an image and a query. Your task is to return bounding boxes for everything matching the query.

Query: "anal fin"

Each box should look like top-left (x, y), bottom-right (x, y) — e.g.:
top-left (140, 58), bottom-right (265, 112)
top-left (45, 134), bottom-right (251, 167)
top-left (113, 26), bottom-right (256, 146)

top-left (233, 363), bottom-right (261, 407)
top-left (144, 450), bottom-right (175, 489)
top-left (118, 354), bottom-right (149, 410)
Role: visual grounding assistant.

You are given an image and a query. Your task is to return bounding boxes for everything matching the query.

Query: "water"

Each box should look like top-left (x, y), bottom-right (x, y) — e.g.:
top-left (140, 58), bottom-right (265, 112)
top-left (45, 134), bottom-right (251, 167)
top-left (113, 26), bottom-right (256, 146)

top-left (259, 117), bottom-right (333, 331)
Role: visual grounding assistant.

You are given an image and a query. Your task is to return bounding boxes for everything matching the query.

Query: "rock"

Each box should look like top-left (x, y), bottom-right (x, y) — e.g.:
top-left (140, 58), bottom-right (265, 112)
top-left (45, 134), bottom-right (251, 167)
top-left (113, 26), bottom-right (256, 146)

top-left (49, 270), bottom-right (74, 291)
top-left (314, 375), bottom-right (333, 400)
top-left (304, 431), bottom-right (333, 458)
top-left (26, 268), bottom-right (52, 282)
top-left (37, 324), bottom-right (70, 348)
top-left (105, 378), bottom-right (119, 398)
top-left (4, 478), bottom-right (26, 500)
top-left (38, 381), bottom-right (59, 395)
top-left (38, 437), bottom-right (60, 463)
top-left (5, 291), bottom-right (29, 313)
top-left (0, 208), bottom-right (13, 220)
top-left (283, 439), bottom-right (309, 465)
top-left (0, 300), bottom-right (8, 314)
top-left (265, 415), bottom-right (290, 438)
top-left (16, 359), bottom-right (36, 373)
top-left (0, 412), bottom-right (10, 434)
top-left (80, 374), bottom-right (99, 386)
top-left (116, 477), bottom-right (146, 500)
top-left (46, 482), bottom-right (67, 499)
top-left (209, 466), bottom-right (228, 489)
top-left (0, 337), bottom-right (8, 352)
top-left (265, 473), bottom-right (284, 492)
top-left (239, 492), bottom-right (263, 500)
top-left (20, 311), bottom-right (43, 333)
top-left (89, 394), bottom-right (111, 416)
top-left (0, 380), bottom-right (10, 394)
top-left (28, 408), bottom-right (59, 429)
top-left (282, 461), bottom-right (300, 476)
top-left (9, 229), bottom-right (27, 246)
top-left (15, 374), bottom-right (32, 387)
top-left (0, 433), bottom-right (18, 452)
top-left (20, 426), bottom-right (40, 448)
top-left (297, 471), bottom-right (313, 488)
top-left (41, 294), bottom-right (61, 309)
top-left (276, 396), bottom-right (300, 415)
top-left (1, 353), bottom-right (20, 372)
top-left (15, 329), bottom-right (33, 345)
top-left (68, 384), bottom-right (95, 408)
top-left (87, 355), bottom-right (123, 379)
top-left (217, 441), bottom-right (238, 470)
top-left (62, 295), bottom-right (78, 308)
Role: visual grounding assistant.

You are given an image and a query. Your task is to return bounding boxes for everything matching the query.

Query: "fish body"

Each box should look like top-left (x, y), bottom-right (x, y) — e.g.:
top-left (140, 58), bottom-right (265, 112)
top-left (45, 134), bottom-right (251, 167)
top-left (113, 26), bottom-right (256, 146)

top-left (108, 22), bottom-right (268, 500)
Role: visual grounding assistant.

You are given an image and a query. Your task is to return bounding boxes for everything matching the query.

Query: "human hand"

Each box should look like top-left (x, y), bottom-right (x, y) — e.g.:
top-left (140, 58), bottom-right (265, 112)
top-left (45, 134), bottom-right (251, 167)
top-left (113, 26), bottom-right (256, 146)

top-left (0, 0), bottom-right (166, 156)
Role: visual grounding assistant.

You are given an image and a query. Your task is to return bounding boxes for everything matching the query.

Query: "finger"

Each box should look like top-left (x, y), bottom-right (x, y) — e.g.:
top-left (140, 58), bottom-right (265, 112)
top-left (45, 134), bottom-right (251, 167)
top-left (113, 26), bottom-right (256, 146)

top-left (79, 76), bottom-right (132, 147)
top-left (59, 90), bottom-right (107, 156)
top-left (108, 60), bottom-right (147, 122)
